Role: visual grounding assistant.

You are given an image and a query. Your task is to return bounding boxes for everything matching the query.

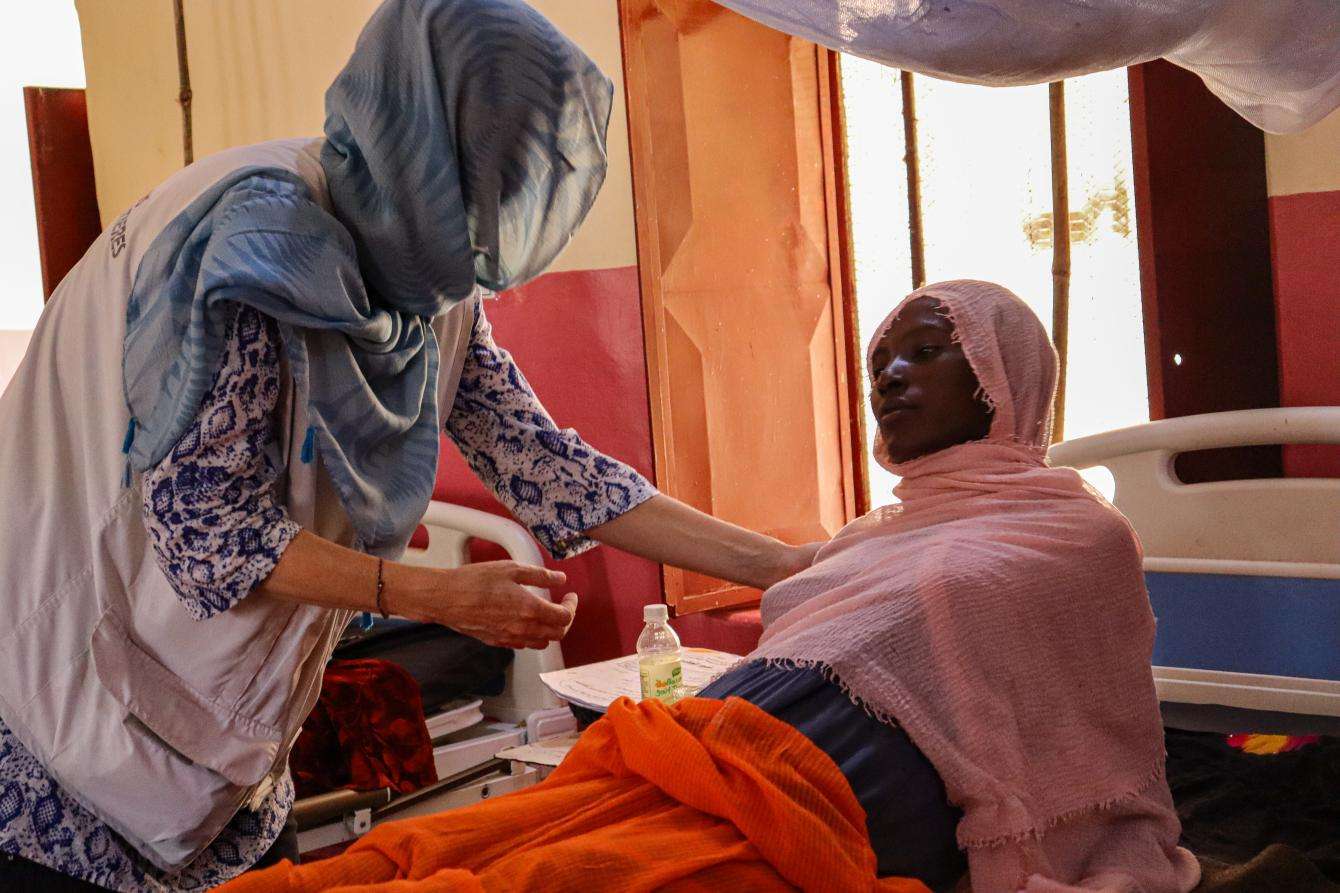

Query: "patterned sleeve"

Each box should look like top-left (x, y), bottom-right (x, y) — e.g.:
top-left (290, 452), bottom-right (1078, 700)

top-left (444, 302), bottom-right (658, 560)
top-left (141, 305), bottom-right (301, 620)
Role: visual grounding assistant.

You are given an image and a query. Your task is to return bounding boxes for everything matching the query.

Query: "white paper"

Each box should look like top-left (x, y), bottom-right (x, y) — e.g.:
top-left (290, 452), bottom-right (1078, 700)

top-left (539, 648), bottom-right (740, 713)
top-left (495, 732), bottom-right (582, 767)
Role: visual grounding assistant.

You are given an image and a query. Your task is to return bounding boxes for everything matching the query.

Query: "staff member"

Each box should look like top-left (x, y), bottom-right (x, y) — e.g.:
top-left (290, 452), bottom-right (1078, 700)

top-left (0, 1), bottom-right (815, 889)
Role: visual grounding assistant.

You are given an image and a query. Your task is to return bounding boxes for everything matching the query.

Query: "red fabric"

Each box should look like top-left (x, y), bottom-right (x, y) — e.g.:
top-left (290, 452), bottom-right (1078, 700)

top-left (291, 659), bottom-right (438, 799)
top-left (1226, 733), bottom-right (1322, 755)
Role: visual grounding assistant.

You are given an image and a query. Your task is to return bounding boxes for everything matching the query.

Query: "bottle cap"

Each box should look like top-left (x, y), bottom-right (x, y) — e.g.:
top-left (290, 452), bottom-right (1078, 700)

top-left (643, 604), bottom-right (669, 623)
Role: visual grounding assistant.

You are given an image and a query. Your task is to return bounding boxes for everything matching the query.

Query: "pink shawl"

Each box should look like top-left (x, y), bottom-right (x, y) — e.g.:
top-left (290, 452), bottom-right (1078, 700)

top-left (749, 282), bottom-right (1199, 892)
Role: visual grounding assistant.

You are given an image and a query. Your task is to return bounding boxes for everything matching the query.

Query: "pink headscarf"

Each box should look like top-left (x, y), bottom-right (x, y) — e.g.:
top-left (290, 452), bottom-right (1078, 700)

top-left (869, 279), bottom-right (1057, 468)
top-left (750, 282), bottom-right (1199, 892)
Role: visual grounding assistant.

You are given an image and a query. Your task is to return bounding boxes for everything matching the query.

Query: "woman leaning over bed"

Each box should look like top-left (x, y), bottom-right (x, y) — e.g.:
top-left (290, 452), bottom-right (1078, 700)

top-left (703, 280), bottom-right (1201, 891)
top-left (0, 1), bottom-right (818, 889)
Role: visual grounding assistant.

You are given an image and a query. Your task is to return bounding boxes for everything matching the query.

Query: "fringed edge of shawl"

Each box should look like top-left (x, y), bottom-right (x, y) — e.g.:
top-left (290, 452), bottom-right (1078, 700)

top-left (711, 657), bottom-right (904, 729)
top-left (934, 298), bottom-right (1000, 419)
top-left (714, 656), bottom-right (1170, 852)
top-left (954, 760), bottom-right (1169, 851)
top-left (934, 289), bottom-right (1052, 454)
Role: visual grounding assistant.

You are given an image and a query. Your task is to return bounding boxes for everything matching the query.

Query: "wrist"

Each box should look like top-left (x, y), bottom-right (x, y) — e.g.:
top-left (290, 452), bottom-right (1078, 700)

top-left (380, 561), bottom-right (449, 622)
top-left (743, 538), bottom-right (791, 590)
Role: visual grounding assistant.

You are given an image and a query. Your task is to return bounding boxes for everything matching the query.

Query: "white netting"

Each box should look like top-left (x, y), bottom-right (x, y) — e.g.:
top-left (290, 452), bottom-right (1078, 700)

top-left (713, 0), bottom-right (1340, 133)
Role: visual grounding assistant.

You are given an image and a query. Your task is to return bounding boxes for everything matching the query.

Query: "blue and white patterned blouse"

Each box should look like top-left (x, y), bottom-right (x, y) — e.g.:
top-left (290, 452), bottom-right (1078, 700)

top-left (447, 300), bottom-right (656, 559)
top-left (0, 300), bottom-right (655, 890)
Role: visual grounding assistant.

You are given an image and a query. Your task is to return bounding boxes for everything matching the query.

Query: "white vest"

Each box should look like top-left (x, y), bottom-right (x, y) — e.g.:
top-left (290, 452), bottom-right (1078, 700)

top-left (0, 139), bottom-right (474, 872)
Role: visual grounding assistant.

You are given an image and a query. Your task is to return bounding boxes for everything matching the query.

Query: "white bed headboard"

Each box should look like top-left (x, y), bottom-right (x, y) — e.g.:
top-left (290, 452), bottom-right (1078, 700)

top-left (1049, 408), bottom-right (1340, 717)
top-left (1049, 407), bottom-right (1340, 574)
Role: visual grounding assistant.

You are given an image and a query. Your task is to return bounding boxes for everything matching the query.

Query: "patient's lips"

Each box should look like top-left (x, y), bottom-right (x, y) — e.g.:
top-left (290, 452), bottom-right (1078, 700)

top-left (876, 400), bottom-right (918, 443)
top-left (877, 399), bottom-right (917, 422)
top-left (870, 387), bottom-right (914, 414)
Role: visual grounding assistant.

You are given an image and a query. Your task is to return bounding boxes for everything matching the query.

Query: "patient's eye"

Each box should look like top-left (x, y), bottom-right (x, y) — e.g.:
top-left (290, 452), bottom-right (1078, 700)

top-left (914, 344), bottom-right (939, 359)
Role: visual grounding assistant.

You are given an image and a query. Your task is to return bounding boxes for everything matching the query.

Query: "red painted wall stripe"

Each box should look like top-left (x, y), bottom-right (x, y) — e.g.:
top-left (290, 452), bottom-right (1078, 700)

top-left (433, 264), bottom-right (769, 662)
top-left (433, 265), bottom-right (666, 667)
top-left (1270, 189), bottom-right (1340, 477)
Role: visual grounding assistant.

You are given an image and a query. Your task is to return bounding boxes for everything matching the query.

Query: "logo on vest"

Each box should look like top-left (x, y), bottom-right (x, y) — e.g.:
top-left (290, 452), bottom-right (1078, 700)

top-left (109, 197), bottom-right (146, 258)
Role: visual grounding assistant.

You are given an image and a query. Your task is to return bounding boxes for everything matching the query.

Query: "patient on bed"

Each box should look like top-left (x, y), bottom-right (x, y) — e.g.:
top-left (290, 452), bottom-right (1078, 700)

top-left (224, 282), bottom-right (1200, 893)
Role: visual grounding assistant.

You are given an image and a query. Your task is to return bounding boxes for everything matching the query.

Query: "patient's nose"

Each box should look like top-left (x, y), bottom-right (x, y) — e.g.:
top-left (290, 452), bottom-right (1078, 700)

top-left (875, 361), bottom-right (906, 395)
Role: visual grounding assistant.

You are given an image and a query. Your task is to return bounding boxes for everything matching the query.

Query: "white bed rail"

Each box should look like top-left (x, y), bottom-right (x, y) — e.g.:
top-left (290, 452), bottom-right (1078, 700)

top-left (1049, 407), bottom-right (1340, 569)
top-left (295, 502), bottom-right (564, 854)
top-left (1049, 407), bottom-right (1340, 465)
top-left (400, 501), bottom-right (564, 724)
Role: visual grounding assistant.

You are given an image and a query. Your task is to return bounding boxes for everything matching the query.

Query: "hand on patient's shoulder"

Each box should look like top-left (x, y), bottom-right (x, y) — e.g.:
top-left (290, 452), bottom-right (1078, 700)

top-left (762, 541), bottom-right (825, 589)
top-left (790, 542), bottom-right (824, 572)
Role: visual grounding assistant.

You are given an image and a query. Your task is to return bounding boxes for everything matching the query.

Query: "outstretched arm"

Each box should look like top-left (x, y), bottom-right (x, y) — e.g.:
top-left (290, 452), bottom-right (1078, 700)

top-left (587, 494), bottom-right (819, 590)
top-left (445, 303), bottom-right (821, 589)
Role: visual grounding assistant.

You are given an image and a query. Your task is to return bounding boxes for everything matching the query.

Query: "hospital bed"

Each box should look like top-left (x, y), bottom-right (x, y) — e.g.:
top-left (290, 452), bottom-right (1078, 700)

top-left (293, 408), bottom-right (1340, 852)
top-left (292, 501), bottom-right (577, 856)
top-left (1049, 407), bottom-right (1340, 719)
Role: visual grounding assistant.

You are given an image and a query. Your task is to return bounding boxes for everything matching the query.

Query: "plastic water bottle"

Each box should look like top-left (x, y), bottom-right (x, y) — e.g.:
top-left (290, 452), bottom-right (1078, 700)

top-left (637, 604), bottom-right (683, 704)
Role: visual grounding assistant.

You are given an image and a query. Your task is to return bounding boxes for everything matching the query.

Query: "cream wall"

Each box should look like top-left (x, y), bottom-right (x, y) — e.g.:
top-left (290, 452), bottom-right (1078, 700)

top-left (74, 0), bottom-right (636, 272)
top-left (75, 0), bottom-right (184, 224)
top-left (1265, 107), bottom-right (1340, 197)
top-left (183, 1), bottom-right (380, 159)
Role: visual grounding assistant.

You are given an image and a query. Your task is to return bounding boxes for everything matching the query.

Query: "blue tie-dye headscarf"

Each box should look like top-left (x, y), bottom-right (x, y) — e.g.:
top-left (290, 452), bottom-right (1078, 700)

top-left (122, 0), bottom-right (612, 555)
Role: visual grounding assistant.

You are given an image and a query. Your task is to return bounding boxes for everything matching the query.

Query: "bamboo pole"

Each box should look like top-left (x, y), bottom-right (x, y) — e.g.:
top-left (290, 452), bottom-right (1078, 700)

top-left (1048, 81), bottom-right (1070, 442)
top-left (901, 71), bottom-right (926, 290)
top-left (173, 0), bottom-right (194, 165)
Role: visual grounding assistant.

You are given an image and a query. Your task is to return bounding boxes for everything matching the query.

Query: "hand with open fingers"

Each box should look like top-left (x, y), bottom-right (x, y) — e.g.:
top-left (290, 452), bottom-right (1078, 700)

top-left (388, 561), bottom-right (578, 649)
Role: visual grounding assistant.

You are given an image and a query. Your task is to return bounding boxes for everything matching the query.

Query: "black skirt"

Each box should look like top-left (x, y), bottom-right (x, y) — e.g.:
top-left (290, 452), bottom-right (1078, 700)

top-left (698, 660), bottom-right (967, 892)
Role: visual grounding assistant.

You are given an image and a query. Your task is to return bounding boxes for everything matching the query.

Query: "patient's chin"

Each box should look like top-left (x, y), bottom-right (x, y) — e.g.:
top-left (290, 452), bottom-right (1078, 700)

top-left (871, 437), bottom-right (894, 470)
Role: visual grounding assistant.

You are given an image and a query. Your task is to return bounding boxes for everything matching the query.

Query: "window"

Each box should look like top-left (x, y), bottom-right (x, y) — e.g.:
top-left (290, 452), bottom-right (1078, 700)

top-left (0, 1), bottom-right (85, 392)
top-left (841, 61), bottom-right (1148, 507)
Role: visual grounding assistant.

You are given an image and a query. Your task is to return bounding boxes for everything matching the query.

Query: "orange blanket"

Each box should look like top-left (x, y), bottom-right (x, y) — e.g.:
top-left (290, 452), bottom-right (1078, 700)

top-left (222, 696), bottom-right (929, 892)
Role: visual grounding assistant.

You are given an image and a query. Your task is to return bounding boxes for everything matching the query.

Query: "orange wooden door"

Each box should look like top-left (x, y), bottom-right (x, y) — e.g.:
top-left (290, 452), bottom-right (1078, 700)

top-left (619, 0), bottom-right (861, 614)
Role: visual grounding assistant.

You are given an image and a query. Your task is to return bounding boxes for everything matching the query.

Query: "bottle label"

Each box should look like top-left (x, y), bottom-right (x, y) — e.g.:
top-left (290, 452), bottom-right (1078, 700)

top-left (639, 657), bottom-right (683, 704)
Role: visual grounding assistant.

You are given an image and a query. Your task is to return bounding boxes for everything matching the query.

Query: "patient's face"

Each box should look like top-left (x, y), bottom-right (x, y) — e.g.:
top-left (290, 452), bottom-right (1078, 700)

top-left (868, 296), bottom-right (993, 463)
